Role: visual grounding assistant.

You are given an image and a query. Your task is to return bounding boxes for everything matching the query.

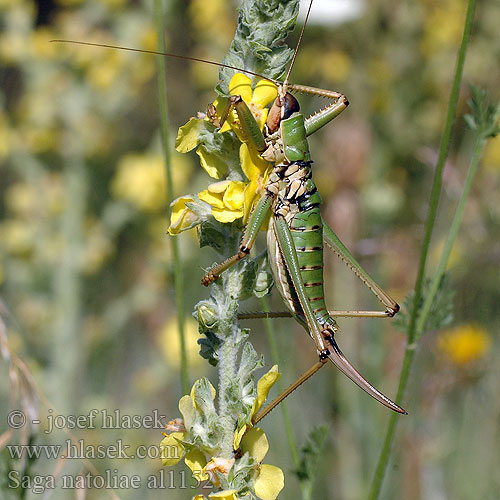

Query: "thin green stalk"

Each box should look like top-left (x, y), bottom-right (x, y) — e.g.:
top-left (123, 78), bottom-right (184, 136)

top-left (261, 297), bottom-right (300, 468)
top-left (368, 0), bottom-right (477, 498)
top-left (415, 135), bottom-right (484, 339)
top-left (51, 160), bottom-right (86, 413)
top-left (154, 0), bottom-right (189, 395)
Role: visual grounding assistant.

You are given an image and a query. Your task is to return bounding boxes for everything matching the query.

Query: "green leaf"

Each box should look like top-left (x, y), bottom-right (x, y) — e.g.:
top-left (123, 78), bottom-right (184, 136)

top-left (464, 86), bottom-right (500, 139)
top-left (197, 125), bottom-right (242, 179)
top-left (293, 425), bottom-right (330, 500)
top-left (217, 0), bottom-right (301, 95)
top-left (394, 274), bottom-right (455, 334)
top-left (197, 331), bottom-right (221, 367)
top-left (198, 218), bottom-right (242, 254)
top-left (231, 453), bottom-right (257, 492)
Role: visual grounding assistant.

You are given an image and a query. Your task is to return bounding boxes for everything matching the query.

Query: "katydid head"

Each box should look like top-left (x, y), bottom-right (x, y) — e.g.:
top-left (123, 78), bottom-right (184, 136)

top-left (266, 92), bottom-right (300, 134)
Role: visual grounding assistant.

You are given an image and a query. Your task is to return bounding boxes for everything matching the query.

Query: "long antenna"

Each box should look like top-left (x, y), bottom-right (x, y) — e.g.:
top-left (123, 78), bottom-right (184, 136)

top-left (283, 0), bottom-right (314, 88)
top-left (50, 39), bottom-right (279, 85)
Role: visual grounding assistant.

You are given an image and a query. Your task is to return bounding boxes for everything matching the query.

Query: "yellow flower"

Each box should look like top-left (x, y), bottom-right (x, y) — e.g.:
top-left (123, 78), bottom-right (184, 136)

top-left (217, 73), bottom-right (278, 137)
top-left (251, 365), bottom-right (281, 420)
top-left (254, 464), bottom-right (284, 500)
top-left (80, 218), bottom-right (113, 274)
top-left (161, 379), bottom-right (216, 471)
top-left (174, 73), bottom-right (277, 227)
top-left (240, 427), bottom-right (268, 463)
top-left (199, 180), bottom-right (246, 223)
top-left (219, 74), bottom-right (277, 222)
top-left (421, 2), bottom-right (465, 56)
top-left (204, 457), bottom-right (235, 487)
top-left (167, 195), bottom-right (201, 235)
top-left (185, 449), bottom-right (209, 481)
top-left (208, 491), bottom-right (239, 500)
top-left (160, 431), bottom-right (186, 466)
top-left (161, 371), bottom-right (284, 499)
top-left (437, 324), bottom-right (492, 366)
top-left (238, 424), bottom-right (284, 500)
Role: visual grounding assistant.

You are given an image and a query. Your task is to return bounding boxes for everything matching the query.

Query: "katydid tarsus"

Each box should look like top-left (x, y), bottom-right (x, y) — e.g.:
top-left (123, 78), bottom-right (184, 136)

top-left (52, 0), bottom-right (406, 418)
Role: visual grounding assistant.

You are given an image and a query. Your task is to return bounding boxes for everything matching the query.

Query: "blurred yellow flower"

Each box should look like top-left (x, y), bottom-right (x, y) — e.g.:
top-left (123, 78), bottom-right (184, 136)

top-left (0, 31), bottom-right (27, 64)
top-left (5, 183), bottom-right (36, 217)
top-left (31, 27), bottom-right (59, 60)
top-left (157, 316), bottom-right (203, 369)
top-left (437, 324), bottom-right (492, 366)
top-left (86, 49), bottom-right (124, 90)
top-left (112, 153), bottom-right (166, 212)
top-left (80, 218), bottom-right (114, 274)
top-left (421, 2), bottom-right (464, 56)
top-left (319, 48), bottom-right (351, 83)
top-left (139, 26), bottom-right (158, 52)
top-left (483, 135), bottom-right (500, 171)
top-left (0, 219), bottom-right (35, 256)
top-left (0, 111), bottom-right (10, 159)
top-left (199, 180), bottom-right (245, 223)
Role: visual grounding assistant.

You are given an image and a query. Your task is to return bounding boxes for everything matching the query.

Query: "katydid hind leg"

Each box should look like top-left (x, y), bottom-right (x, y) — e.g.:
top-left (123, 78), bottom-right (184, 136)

top-left (322, 217), bottom-right (400, 317)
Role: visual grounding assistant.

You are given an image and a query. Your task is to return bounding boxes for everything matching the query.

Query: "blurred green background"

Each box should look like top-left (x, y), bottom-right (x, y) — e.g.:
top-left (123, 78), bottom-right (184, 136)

top-left (0, 0), bottom-right (499, 498)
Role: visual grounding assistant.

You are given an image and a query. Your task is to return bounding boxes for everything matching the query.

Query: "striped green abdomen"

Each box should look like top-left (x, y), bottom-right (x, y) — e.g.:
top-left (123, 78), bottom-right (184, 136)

top-left (289, 206), bottom-right (329, 322)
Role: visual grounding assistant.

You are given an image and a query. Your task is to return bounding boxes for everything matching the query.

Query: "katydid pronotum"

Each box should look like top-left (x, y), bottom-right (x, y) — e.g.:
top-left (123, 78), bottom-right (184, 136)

top-left (52, 0), bottom-right (406, 419)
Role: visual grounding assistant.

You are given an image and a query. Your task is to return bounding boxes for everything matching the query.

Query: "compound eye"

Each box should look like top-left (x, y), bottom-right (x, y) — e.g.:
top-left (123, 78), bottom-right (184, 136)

top-left (282, 93), bottom-right (300, 120)
top-left (266, 93), bottom-right (301, 134)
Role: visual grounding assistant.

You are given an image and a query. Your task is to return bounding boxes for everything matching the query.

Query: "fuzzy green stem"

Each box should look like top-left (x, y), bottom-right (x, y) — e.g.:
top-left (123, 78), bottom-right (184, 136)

top-left (368, 0), bottom-right (477, 498)
top-left (218, 274), bottom-right (240, 458)
top-left (154, 0), bottom-right (189, 395)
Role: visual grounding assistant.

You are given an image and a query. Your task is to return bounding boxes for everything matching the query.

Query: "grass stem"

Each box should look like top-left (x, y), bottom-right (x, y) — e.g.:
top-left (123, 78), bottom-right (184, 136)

top-left (368, 0), bottom-right (477, 497)
top-left (154, 0), bottom-right (189, 395)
